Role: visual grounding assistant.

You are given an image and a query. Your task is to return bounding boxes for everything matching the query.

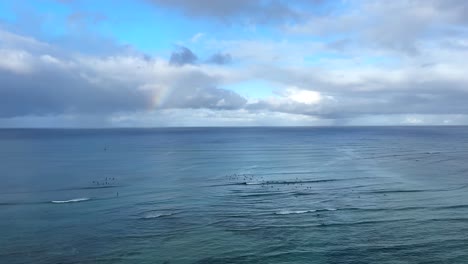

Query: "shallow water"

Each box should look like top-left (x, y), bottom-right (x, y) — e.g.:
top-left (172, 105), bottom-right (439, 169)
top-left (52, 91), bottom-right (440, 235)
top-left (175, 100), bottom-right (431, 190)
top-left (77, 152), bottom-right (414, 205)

top-left (1, 127), bottom-right (468, 263)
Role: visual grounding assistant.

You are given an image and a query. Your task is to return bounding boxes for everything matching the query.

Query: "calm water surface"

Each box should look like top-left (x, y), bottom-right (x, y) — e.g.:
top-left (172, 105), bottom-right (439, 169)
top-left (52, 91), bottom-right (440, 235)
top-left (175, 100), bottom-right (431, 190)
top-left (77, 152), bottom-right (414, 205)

top-left (1, 127), bottom-right (468, 263)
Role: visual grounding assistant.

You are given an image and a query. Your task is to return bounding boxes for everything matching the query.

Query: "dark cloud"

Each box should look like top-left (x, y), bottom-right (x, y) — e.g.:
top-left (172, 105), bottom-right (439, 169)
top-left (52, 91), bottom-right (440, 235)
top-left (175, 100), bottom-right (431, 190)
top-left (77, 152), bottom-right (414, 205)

top-left (170, 48), bottom-right (232, 66)
top-left (207, 52), bottom-right (232, 65)
top-left (147, 0), bottom-right (327, 24)
top-left (0, 63), bottom-right (152, 118)
top-left (169, 46), bottom-right (198, 66)
top-left (0, 57), bottom-right (247, 118)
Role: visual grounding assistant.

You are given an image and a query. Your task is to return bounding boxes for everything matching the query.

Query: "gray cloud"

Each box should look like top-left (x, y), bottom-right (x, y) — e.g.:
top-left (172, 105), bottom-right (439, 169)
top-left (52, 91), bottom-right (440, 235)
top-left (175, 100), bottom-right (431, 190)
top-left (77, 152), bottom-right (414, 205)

top-left (0, 31), bottom-right (247, 119)
top-left (163, 86), bottom-right (247, 110)
top-left (207, 52), bottom-right (232, 65)
top-left (0, 57), bottom-right (152, 118)
top-left (169, 46), bottom-right (198, 66)
top-left (287, 0), bottom-right (468, 55)
top-left (245, 73), bottom-right (468, 120)
top-left (170, 47), bottom-right (233, 66)
top-left (147, 0), bottom-right (327, 24)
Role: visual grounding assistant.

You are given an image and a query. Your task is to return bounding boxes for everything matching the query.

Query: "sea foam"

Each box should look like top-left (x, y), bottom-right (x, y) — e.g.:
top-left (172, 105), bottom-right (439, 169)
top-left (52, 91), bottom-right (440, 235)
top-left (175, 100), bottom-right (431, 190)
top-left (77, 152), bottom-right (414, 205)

top-left (141, 212), bottom-right (175, 219)
top-left (275, 210), bottom-right (314, 215)
top-left (275, 208), bottom-right (337, 215)
top-left (51, 197), bottom-right (90, 204)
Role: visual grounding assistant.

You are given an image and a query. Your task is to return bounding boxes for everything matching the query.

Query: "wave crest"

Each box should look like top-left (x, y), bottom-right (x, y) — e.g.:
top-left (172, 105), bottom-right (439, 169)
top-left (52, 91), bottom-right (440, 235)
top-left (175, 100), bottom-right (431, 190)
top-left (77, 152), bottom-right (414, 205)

top-left (275, 208), bottom-right (337, 215)
top-left (51, 197), bottom-right (90, 204)
top-left (141, 212), bottom-right (175, 219)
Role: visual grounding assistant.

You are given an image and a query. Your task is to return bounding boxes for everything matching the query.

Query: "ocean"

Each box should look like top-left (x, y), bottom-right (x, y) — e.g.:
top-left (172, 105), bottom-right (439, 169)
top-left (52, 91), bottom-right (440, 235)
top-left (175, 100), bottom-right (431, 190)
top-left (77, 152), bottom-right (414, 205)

top-left (1, 127), bottom-right (468, 263)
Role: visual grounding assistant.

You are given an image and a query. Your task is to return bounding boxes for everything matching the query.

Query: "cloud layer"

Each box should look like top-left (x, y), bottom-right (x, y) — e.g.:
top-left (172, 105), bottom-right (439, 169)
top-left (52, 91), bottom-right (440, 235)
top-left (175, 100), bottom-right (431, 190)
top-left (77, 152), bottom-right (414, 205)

top-left (1, 0), bottom-right (468, 126)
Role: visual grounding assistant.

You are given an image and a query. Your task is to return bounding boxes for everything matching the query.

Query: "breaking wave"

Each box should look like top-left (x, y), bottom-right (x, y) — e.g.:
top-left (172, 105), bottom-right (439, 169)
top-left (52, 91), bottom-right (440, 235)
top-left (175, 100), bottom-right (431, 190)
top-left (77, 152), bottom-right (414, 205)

top-left (51, 197), bottom-right (91, 204)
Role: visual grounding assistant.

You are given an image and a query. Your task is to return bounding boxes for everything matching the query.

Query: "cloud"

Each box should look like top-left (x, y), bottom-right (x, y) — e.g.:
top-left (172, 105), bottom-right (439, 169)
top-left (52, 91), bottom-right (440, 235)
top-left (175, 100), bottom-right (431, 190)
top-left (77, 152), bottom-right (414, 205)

top-left (0, 30), bottom-right (247, 120)
top-left (169, 46), bottom-right (232, 66)
top-left (147, 0), bottom-right (326, 24)
top-left (207, 52), bottom-right (232, 65)
top-left (286, 0), bottom-right (468, 54)
top-left (169, 46), bottom-right (198, 66)
top-left (3, 1), bottom-right (468, 127)
top-left (191, 32), bottom-right (205, 43)
top-left (0, 51), bottom-right (153, 117)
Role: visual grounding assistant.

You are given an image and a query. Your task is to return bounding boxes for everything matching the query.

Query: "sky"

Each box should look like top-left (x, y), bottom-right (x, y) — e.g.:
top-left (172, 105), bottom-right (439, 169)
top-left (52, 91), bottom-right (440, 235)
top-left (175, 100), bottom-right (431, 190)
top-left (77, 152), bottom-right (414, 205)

top-left (1, 0), bottom-right (468, 127)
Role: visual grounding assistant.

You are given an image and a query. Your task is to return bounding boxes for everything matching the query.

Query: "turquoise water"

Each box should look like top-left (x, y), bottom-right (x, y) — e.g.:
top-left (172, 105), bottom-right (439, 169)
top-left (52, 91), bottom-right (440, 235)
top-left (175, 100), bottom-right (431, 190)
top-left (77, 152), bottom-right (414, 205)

top-left (1, 127), bottom-right (468, 263)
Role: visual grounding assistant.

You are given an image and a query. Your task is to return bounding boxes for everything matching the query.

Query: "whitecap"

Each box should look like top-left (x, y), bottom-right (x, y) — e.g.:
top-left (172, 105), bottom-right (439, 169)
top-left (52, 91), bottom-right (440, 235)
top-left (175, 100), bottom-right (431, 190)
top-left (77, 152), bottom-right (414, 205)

top-left (314, 208), bottom-right (338, 212)
top-left (275, 208), bottom-right (338, 215)
top-left (51, 197), bottom-right (90, 204)
top-left (275, 210), bottom-right (315, 215)
top-left (141, 212), bottom-right (174, 219)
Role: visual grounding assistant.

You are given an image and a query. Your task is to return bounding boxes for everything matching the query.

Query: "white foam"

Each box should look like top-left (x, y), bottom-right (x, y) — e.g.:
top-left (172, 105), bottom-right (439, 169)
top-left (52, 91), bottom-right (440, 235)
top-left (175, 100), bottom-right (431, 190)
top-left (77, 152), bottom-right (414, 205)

top-left (141, 212), bottom-right (174, 219)
top-left (275, 208), bottom-right (338, 215)
top-left (51, 197), bottom-right (90, 204)
top-left (275, 210), bottom-right (315, 215)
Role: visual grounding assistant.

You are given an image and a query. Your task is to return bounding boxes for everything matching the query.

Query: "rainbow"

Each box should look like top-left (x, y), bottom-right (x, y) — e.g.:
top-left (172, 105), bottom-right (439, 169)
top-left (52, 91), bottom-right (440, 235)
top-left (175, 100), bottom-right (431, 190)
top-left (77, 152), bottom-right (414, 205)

top-left (146, 85), bottom-right (173, 110)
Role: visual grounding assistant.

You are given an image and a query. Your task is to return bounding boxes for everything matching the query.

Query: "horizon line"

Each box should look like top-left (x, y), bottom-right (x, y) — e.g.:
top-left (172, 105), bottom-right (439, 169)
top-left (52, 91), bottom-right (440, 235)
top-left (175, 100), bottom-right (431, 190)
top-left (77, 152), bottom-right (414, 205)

top-left (1, 125), bottom-right (468, 130)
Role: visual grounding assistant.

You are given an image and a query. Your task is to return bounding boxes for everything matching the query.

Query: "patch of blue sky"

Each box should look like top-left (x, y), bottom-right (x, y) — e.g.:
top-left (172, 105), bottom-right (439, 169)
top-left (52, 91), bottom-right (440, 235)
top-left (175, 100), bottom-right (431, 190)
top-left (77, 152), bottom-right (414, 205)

top-left (6, 0), bottom-right (70, 38)
top-left (88, 1), bottom-right (206, 54)
top-left (0, 2), bottom-right (16, 23)
top-left (77, 1), bottom-right (275, 58)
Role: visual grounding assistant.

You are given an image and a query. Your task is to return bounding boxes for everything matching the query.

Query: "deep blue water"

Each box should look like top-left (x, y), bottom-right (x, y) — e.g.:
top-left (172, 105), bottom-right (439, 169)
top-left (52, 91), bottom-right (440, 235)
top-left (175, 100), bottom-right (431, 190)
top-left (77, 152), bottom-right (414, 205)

top-left (1, 127), bottom-right (468, 263)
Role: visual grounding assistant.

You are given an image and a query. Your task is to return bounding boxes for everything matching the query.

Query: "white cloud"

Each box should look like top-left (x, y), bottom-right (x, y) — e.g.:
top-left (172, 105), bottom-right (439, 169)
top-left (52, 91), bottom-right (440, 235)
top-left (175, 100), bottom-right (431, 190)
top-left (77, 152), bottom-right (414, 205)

top-left (285, 87), bottom-right (322, 104)
top-left (0, 49), bottom-right (34, 74)
top-left (191, 32), bottom-right (205, 43)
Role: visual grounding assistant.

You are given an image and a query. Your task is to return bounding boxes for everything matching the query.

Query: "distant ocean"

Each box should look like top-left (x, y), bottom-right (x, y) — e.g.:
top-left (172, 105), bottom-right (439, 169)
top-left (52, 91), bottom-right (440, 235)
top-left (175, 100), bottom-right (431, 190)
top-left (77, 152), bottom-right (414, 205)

top-left (1, 127), bottom-right (468, 264)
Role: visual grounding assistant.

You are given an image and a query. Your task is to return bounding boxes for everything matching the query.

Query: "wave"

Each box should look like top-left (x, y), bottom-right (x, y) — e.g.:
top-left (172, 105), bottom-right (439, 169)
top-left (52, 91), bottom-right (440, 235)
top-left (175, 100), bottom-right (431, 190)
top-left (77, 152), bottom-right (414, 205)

top-left (275, 208), bottom-right (337, 215)
top-left (239, 192), bottom-right (284, 198)
top-left (243, 179), bottom-right (340, 185)
top-left (275, 210), bottom-right (314, 215)
top-left (341, 206), bottom-right (427, 212)
top-left (367, 189), bottom-right (428, 194)
top-left (51, 197), bottom-right (90, 204)
top-left (319, 218), bottom-right (414, 227)
top-left (0, 185), bottom-right (120, 195)
top-left (61, 185), bottom-right (120, 191)
top-left (438, 204), bottom-right (468, 210)
top-left (208, 179), bottom-right (334, 187)
top-left (366, 184), bottom-right (468, 194)
top-left (140, 211), bottom-right (175, 219)
top-left (293, 192), bottom-right (318, 196)
top-left (0, 202), bottom-right (42, 206)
